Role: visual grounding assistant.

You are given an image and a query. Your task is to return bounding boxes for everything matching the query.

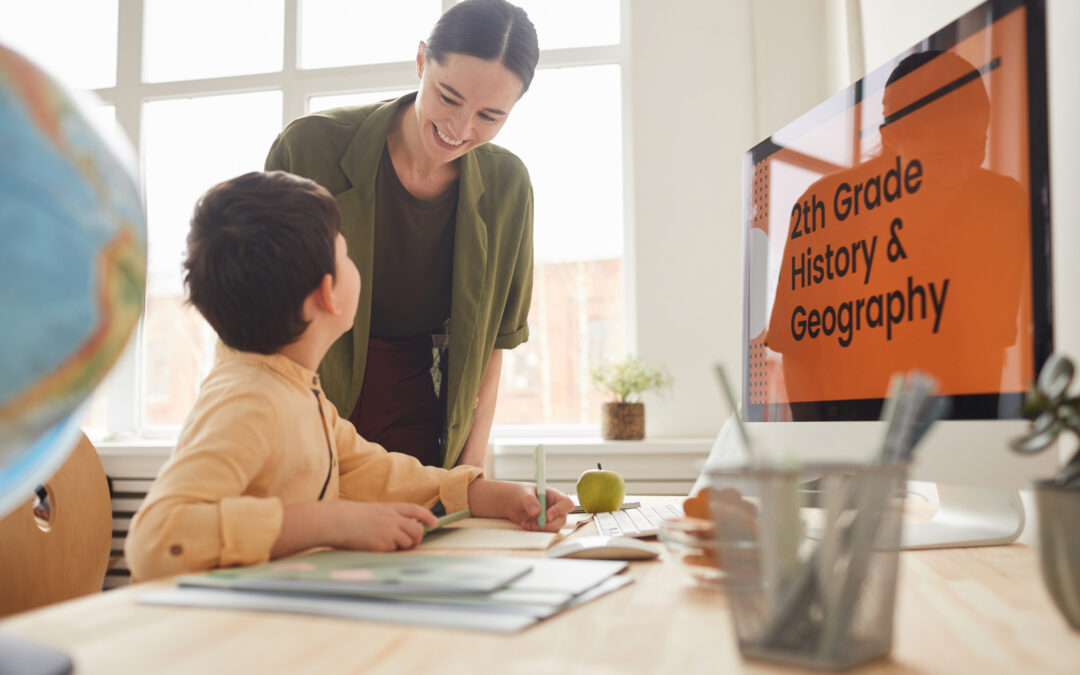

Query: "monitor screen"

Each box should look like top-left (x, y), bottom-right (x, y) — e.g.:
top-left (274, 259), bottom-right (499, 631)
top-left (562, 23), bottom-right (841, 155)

top-left (743, 0), bottom-right (1052, 424)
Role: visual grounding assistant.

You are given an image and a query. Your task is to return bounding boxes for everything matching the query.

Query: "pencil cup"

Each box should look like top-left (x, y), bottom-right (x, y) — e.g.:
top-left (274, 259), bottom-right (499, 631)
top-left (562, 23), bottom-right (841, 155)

top-left (705, 462), bottom-right (908, 671)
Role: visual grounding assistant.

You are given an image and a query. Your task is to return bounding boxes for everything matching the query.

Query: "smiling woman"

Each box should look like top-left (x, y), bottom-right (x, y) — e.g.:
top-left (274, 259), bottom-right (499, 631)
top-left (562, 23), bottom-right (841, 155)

top-left (266, 0), bottom-right (540, 471)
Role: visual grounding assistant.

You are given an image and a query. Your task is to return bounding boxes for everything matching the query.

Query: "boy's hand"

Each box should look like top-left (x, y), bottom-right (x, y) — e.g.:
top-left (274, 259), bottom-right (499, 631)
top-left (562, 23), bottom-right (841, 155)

top-left (468, 479), bottom-right (573, 532)
top-left (520, 487), bottom-right (574, 532)
top-left (330, 501), bottom-right (438, 552)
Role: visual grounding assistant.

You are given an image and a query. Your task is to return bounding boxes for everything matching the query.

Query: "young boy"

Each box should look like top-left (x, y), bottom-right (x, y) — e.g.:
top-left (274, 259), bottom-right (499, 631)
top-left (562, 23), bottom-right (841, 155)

top-left (125, 171), bottom-right (571, 581)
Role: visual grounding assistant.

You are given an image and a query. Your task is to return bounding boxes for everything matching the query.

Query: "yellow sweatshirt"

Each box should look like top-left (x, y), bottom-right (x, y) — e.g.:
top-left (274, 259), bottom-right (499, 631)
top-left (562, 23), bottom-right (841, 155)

top-left (124, 344), bottom-right (481, 581)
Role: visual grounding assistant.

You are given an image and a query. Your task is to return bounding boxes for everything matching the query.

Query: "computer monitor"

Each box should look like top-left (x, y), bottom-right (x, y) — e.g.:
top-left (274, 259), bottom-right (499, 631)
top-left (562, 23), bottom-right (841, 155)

top-left (741, 0), bottom-right (1057, 548)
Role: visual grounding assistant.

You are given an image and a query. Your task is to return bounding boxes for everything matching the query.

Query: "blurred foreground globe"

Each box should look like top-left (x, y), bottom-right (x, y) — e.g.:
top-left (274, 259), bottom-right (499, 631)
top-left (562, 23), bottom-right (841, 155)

top-left (0, 44), bottom-right (146, 518)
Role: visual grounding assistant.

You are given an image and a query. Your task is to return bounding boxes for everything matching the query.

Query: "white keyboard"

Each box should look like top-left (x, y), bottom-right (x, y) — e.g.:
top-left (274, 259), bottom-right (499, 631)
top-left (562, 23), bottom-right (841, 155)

top-left (592, 504), bottom-right (684, 538)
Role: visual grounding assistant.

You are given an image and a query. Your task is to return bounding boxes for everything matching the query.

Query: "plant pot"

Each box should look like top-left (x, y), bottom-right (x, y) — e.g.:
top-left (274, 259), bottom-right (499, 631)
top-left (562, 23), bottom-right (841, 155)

top-left (602, 402), bottom-right (645, 440)
top-left (1034, 480), bottom-right (1080, 630)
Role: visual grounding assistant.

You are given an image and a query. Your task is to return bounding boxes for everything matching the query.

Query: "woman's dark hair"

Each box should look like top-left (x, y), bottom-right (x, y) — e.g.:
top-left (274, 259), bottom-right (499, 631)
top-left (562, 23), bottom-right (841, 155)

top-left (425, 0), bottom-right (539, 94)
top-left (184, 171), bottom-right (341, 355)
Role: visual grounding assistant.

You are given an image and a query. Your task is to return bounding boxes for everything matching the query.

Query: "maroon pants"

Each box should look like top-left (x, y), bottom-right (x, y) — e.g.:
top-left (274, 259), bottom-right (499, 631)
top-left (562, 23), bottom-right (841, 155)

top-left (349, 334), bottom-right (444, 467)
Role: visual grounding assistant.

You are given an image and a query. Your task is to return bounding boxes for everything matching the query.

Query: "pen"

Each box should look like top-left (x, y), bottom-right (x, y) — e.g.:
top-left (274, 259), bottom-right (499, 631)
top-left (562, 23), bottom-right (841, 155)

top-left (423, 508), bottom-right (470, 535)
top-left (535, 443), bottom-right (546, 528)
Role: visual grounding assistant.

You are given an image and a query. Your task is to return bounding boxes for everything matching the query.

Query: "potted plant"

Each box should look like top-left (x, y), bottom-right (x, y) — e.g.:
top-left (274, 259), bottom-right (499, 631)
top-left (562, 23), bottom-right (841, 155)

top-left (1011, 353), bottom-right (1080, 630)
top-left (591, 355), bottom-right (673, 440)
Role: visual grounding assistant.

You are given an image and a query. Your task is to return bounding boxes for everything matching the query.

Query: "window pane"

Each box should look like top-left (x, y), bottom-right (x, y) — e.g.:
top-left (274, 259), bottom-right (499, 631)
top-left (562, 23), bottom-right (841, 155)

top-left (499, 66), bottom-right (623, 263)
top-left (308, 89), bottom-right (413, 114)
top-left (0, 0), bottom-right (118, 90)
top-left (496, 260), bottom-right (624, 425)
top-left (493, 65), bottom-right (624, 425)
top-left (514, 0), bottom-right (620, 50)
top-left (300, 0), bottom-right (441, 69)
top-left (144, 0), bottom-right (284, 82)
top-left (81, 384), bottom-right (110, 434)
top-left (142, 91), bottom-right (283, 427)
top-left (89, 103), bottom-right (124, 145)
top-left (79, 103), bottom-right (122, 435)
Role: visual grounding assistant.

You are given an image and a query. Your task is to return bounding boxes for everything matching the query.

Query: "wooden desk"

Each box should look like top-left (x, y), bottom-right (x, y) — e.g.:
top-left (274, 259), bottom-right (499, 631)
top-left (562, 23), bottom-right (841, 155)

top-left (2, 515), bottom-right (1079, 673)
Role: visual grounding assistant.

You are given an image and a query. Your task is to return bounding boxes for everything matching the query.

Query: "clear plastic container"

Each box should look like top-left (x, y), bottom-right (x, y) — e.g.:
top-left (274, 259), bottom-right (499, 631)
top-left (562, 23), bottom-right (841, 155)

top-left (706, 462), bottom-right (908, 671)
top-left (658, 517), bottom-right (726, 588)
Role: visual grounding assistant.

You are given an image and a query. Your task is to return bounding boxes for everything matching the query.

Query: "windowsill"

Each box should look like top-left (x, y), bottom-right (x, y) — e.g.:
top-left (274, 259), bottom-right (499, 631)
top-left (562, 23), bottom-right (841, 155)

top-left (492, 437), bottom-right (713, 492)
top-left (91, 432), bottom-right (715, 491)
top-left (91, 433), bottom-right (714, 454)
top-left (492, 437), bottom-right (713, 454)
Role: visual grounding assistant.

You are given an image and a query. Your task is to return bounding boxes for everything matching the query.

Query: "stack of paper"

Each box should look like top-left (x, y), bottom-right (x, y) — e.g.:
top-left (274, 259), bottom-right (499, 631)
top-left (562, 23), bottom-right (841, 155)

top-left (138, 550), bottom-right (631, 633)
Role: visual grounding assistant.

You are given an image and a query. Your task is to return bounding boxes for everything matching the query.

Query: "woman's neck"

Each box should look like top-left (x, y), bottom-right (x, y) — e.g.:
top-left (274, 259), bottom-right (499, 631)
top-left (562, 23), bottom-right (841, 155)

top-left (387, 102), bottom-right (459, 200)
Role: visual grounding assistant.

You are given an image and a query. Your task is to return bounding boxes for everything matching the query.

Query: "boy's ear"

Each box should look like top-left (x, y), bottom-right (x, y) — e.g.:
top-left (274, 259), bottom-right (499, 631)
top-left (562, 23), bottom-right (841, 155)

top-left (313, 273), bottom-right (340, 315)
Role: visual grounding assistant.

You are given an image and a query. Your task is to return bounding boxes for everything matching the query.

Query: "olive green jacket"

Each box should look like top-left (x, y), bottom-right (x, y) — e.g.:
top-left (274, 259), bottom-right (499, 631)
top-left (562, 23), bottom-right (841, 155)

top-left (265, 94), bottom-right (533, 468)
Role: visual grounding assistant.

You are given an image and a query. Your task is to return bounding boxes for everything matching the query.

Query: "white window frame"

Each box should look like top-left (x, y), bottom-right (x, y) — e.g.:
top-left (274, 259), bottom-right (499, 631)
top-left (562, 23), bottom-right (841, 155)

top-left (90, 0), bottom-right (634, 442)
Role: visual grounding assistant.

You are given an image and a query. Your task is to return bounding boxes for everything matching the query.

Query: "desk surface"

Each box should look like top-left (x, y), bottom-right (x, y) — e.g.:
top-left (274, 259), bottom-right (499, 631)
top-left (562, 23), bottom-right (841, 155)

top-left (3, 504), bottom-right (1079, 674)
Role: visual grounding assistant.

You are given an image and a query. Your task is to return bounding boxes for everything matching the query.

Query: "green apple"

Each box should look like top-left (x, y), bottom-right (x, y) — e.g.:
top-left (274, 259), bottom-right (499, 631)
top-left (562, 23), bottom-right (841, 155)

top-left (576, 463), bottom-right (626, 513)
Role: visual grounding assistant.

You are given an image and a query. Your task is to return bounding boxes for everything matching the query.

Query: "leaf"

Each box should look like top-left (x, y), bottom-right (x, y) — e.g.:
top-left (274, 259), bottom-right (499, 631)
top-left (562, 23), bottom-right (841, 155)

top-left (1038, 353), bottom-right (1074, 401)
top-left (590, 355), bottom-right (673, 403)
top-left (1020, 388), bottom-right (1051, 418)
top-left (1056, 451), bottom-right (1080, 488)
top-left (1010, 416), bottom-right (1064, 455)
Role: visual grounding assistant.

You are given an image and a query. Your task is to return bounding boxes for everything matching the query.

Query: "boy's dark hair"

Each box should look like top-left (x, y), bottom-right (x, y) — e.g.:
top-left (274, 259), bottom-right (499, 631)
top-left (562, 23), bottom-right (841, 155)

top-left (425, 0), bottom-right (539, 95)
top-left (184, 171), bottom-right (341, 354)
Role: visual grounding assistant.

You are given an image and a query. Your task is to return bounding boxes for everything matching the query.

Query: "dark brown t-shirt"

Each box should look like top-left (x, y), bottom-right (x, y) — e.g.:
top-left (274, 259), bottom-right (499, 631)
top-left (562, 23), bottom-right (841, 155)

top-left (370, 144), bottom-right (457, 338)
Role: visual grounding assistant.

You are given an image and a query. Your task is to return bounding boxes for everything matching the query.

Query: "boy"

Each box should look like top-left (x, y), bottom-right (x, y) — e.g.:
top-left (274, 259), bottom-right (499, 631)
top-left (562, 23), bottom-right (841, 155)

top-left (125, 171), bottom-right (571, 581)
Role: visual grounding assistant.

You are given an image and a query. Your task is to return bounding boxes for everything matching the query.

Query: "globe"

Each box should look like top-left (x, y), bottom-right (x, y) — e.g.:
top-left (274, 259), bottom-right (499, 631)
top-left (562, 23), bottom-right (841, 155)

top-left (0, 44), bottom-right (147, 519)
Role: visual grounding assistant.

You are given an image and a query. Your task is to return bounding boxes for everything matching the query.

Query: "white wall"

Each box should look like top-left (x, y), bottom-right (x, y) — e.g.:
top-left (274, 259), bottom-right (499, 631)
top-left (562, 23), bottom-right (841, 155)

top-left (1047, 0), bottom-right (1080, 359)
top-left (630, 0), bottom-right (1080, 438)
top-left (857, 0), bottom-right (983, 73)
top-left (628, 0), bottom-right (847, 437)
top-left (1047, 0), bottom-right (1080, 468)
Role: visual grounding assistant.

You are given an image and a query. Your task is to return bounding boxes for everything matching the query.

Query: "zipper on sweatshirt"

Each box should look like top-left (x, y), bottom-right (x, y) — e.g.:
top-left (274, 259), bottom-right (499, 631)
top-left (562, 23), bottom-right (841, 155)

top-left (312, 389), bottom-right (333, 501)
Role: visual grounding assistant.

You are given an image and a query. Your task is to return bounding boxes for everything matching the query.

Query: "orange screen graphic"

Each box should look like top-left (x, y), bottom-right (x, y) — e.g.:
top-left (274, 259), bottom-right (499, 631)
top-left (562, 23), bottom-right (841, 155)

top-left (753, 6), bottom-right (1034, 406)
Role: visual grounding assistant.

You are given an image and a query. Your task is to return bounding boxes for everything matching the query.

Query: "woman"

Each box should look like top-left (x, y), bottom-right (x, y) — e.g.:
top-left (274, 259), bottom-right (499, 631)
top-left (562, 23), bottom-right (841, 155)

top-left (265, 0), bottom-right (537, 470)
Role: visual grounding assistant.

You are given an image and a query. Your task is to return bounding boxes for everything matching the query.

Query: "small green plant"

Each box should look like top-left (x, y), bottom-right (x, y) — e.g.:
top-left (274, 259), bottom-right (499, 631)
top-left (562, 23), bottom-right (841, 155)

top-left (591, 355), bottom-right (673, 404)
top-left (1011, 353), bottom-right (1080, 488)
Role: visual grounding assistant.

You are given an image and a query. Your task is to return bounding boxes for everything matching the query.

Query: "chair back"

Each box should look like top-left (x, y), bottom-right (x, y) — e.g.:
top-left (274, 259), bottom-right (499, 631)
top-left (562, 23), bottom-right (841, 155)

top-left (0, 433), bottom-right (112, 617)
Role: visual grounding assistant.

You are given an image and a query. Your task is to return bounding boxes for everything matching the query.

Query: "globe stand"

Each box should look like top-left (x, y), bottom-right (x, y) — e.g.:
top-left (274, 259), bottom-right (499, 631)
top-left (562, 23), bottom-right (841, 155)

top-left (0, 633), bottom-right (72, 675)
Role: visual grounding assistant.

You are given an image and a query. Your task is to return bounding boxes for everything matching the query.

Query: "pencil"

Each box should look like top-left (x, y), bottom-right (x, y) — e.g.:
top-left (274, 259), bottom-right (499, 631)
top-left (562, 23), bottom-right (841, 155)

top-left (535, 444), bottom-right (547, 528)
top-left (423, 508), bottom-right (470, 535)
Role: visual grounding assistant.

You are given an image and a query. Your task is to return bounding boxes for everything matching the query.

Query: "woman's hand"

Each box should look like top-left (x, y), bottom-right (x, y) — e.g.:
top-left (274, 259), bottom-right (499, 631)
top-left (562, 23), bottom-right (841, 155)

top-left (467, 479), bottom-right (573, 532)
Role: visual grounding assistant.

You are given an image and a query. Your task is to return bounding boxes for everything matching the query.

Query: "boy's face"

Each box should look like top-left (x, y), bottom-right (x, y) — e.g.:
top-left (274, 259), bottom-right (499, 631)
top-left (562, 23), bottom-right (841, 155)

top-left (333, 232), bottom-right (361, 332)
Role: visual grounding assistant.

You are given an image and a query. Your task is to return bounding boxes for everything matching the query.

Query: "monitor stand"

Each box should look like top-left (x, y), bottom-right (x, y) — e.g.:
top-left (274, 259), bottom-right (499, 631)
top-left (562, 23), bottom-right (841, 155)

top-left (900, 483), bottom-right (1025, 549)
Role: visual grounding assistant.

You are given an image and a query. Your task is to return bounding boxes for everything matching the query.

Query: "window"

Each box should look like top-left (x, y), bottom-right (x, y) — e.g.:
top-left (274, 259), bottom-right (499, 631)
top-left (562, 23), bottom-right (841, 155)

top-left (493, 63), bottom-right (624, 425)
top-left (143, 0), bottom-right (284, 82)
top-left (3, 0), bottom-right (629, 436)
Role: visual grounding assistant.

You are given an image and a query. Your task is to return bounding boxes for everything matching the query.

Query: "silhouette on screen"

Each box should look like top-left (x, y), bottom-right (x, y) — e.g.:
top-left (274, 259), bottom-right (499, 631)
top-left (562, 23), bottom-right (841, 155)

top-left (765, 51), bottom-right (1029, 420)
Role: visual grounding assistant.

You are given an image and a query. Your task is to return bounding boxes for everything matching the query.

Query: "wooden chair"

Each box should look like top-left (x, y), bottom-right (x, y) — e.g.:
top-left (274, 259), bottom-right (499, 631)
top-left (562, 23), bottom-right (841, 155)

top-left (0, 432), bottom-right (112, 617)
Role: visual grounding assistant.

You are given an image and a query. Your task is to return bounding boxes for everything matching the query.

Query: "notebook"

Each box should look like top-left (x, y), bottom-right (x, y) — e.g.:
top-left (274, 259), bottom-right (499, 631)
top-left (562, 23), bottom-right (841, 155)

top-left (144, 556), bottom-right (631, 633)
top-left (177, 550), bottom-right (532, 597)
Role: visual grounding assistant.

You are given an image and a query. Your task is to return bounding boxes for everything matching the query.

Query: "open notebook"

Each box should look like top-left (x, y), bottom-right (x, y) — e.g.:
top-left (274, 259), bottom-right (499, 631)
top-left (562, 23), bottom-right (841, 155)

top-left (144, 551), bottom-right (630, 633)
top-left (177, 550), bottom-right (533, 596)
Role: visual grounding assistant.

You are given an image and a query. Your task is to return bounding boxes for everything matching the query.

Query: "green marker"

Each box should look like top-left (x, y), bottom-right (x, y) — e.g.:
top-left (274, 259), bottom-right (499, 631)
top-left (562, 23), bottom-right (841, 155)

top-left (535, 443), bottom-right (546, 528)
top-left (423, 508), bottom-right (470, 535)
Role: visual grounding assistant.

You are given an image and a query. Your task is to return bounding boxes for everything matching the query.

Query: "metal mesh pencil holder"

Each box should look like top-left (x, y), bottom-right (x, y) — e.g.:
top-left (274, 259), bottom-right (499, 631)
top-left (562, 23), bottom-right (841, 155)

top-left (706, 462), bottom-right (908, 671)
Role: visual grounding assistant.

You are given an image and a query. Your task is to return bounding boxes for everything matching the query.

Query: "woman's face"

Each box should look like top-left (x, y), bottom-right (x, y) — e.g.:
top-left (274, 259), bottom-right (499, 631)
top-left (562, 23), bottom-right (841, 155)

top-left (412, 44), bottom-right (524, 164)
